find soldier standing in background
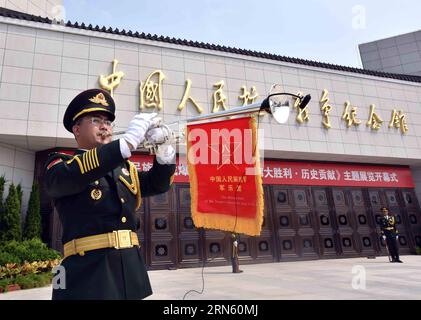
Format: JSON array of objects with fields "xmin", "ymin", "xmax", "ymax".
[{"xmin": 380, "ymin": 207, "xmax": 403, "ymax": 263}]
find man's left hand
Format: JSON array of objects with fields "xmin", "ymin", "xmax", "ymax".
[
  {"xmin": 145, "ymin": 126, "xmax": 169, "ymax": 145},
  {"xmin": 156, "ymin": 143, "xmax": 176, "ymax": 165}
]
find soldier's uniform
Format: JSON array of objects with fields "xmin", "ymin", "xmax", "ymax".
[
  {"xmin": 380, "ymin": 214, "xmax": 401, "ymax": 263},
  {"xmin": 44, "ymin": 89, "xmax": 175, "ymax": 299}
]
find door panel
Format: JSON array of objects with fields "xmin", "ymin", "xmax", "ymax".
[
  {"xmin": 147, "ymin": 191, "xmax": 177, "ymax": 269},
  {"xmin": 332, "ymin": 188, "xmax": 359, "ymax": 257},
  {"xmin": 400, "ymin": 189, "xmax": 421, "ymax": 251},
  {"xmin": 272, "ymin": 187, "xmax": 306, "ymax": 260},
  {"xmin": 312, "ymin": 187, "xmax": 337, "ymax": 258},
  {"xmin": 175, "ymin": 184, "xmax": 202, "ymax": 268},
  {"xmin": 246, "ymin": 185, "xmax": 277, "ymax": 263},
  {"xmin": 349, "ymin": 189, "xmax": 377, "ymax": 256},
  {"xmin": 384, "ymin": 189, "xmax": 412, "ymax": 255}
]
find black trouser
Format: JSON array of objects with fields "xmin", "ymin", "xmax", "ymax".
[{"xmin": 385, "ymin": 236, "xmax": 400, "ymax": 261}]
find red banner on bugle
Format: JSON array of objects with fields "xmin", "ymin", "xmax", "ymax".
[{"xmin": 186, "ymin": 117, "xmax": 264, "ymax": 236}]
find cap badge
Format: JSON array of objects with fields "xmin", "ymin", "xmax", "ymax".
[{"xmin": 89, "ymin": 92, "xmax": 109, "ymax": 107}]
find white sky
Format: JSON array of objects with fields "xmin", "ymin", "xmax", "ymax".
[{"xmin": 63, "ymin": 0, "xmax": 421, "ymax": 68}]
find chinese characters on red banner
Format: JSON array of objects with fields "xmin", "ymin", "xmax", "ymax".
[{"xmin": 128, "ymin": 155, "xmax": 414, "ymax": 188}]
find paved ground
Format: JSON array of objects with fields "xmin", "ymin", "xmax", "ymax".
[{"xmin": 1, "ymin": 255, "xmax": 420, "ymax": 300}]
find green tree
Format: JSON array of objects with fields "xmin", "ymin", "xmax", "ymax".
[
  {"xmin": 23, "ymin": 183, "xmax": 41, "ymax": 240},
  {"xmin": 0, "ymin": 175, "xmax": 6, "ymax": 240},
  {"xmin": 16, "ymin": 184, "xmax": 23, "ymax": 212},
  {"xmin": 0, "ymin": 184, "xmax": 22, "ymax": 242}
]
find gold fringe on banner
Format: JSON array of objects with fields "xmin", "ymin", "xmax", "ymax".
[{"xmin": 187, "ymin": 116, "xmax": 264, "ymax": 237}]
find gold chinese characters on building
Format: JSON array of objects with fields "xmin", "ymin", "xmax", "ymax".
[
  {"xmin": 98, "ymin": 60, "xmax": 409, "ymax": 135},
  {"xmin": 99, "ymin": 59, "xmax": 124, "ymax": 97}
]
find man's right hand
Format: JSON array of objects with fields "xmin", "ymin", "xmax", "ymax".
[
  {"xmin": 382, "ymin": 235, "xmax": 386, "ymax": 240},
  {"xmin": 123, "ymin": 113, "xmax": 161, "ymax": 150}
]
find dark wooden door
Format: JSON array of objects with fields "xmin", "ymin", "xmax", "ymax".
[
  {"xmin": 144, "ymin": 190, "xmax": 177, "ymax": 269},
  {"xmin": 332, "ymin": 188, "xmax": 365, "ymax": 257},
  {"xmin": 236, "ymin": 185, "xmax": 277, "ymax": 265},
  {"xmin": 400, "ymin": 188, "xmax": 421, "ymax": 252},
  {"xmin": 349, "ymin": 188, "xmax": 378, "ymax": 256},
  {"xmin": 382, "ymin": 189, "xmax": 412, "ymax": 255},
  {"xmin": 367, "ymin": 188, "xmax": 387, "ymax": 254},
  {"xmin": 270, "ymin": 186, "xmax": 319, "ymax": 260},
  {"xmin": 175, "ymin": 184, "xmax": 203, "ymax": 268},
  {"xmin": 311, "ymin": 187, "xmax": 338, "ymax": 258}
]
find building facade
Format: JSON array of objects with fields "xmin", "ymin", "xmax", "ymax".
[
  {"xmin": 0, "ymin": 5, "xmax": 421, "ymax": 269},
  {"xmin": 360, "ymin": 30, "xmax": 421, "ymax": 76}
]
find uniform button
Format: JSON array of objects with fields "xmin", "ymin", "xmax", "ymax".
[
  {"xmin": 121, "ymin": 216, "xmax": 127, "ymax": 223},
  {"xmin": 94, "ymin": 180, "xmax": 99, "ymax": 185},
  {"xmin": 120, "ymin": 198, "xmax": 125, "ymax": 203}
]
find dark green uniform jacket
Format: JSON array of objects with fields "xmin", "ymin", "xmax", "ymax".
[
  {"xmin": 380, "ymin": 215, "xmax": 401, "ymax": 261},
  {"xmin": 380, "ymin": 215, "xmax": 398, "ymax": 238},
  {"xmin": 44, "ymin": 140, "xmax": 175, "ymax": 300}
]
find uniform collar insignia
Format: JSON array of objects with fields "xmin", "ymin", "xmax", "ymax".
[
  {"xmin": 89, "ymin": 93, "xmax": 109, "ymax": 106},
  {"xmin": 122, "ymin": 168, "xmax": 130, "ymax": 176}
]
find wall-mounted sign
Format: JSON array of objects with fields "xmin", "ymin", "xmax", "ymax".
[
  {"xmin": 128, "ymin": 154, "xmax": 414, "ymax": 188},
  {"xmin": 98, "ymin": 60, "xmax": 409, "ymax": 134}
]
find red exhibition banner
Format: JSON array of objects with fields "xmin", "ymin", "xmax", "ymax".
[
  {"xmin": 127, "ymin": 157, "xmax": 414, "ymax": 188},
  {"xmin": 258, "ymin": 161, "xmax": 414, "ymax": 188},
  {"xmin": 58, "ymin": 149, "xmax": 415, "ymax": 188}
]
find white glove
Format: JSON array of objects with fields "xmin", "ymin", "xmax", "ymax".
[
  {"xmin": 145, "ymin": 126, "xmax": 170, "ymax": 145},
  {"xmin": 155, "ymin": 143, "xmax": 176, "ymax": 165},
  {"xmin": 382, "ymin": 235, "xmax": 386, "ymax": 240},
  {"xmin": 123, "ymin": 113, "xmax": 160, "ymax": 150}
]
